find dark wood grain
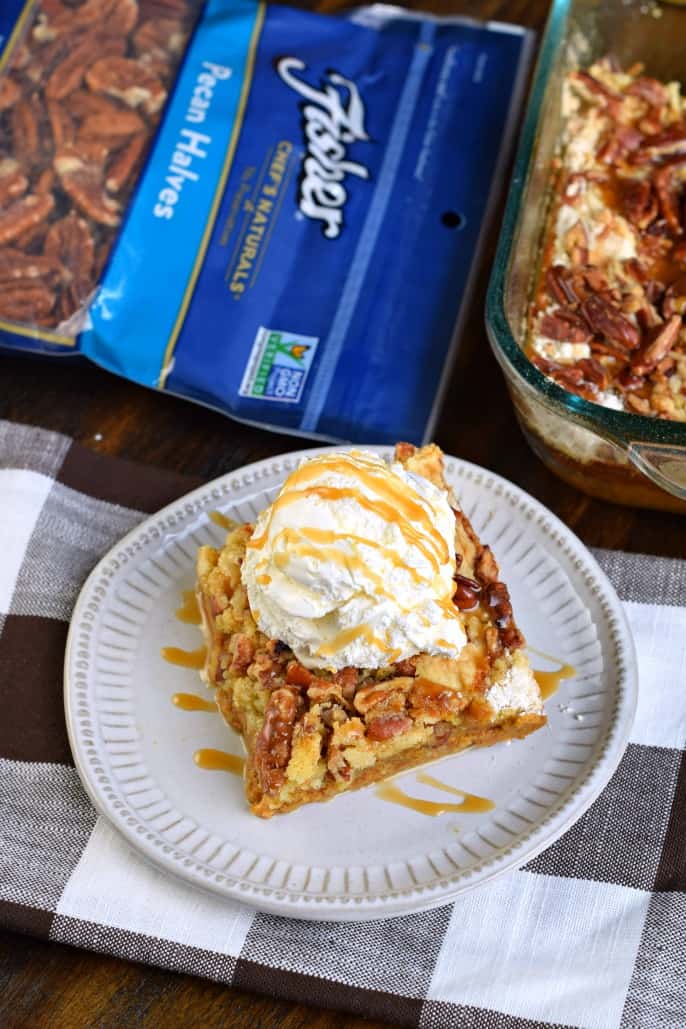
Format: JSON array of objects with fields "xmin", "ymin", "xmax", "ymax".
[{"xmin": 1, "ymin": 0, "xmax": 684, "ymax": 1026}]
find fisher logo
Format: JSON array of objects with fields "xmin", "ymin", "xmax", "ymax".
[
  {"xmin": 239, "ymin": 327, "xmax": 319, "ymax": 404},
  {"xmin": 275, "ymin": 56, "xmax": 370, "ymax": 240}
]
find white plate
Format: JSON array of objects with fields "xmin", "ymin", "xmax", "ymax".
[{"xmin": 65, "ymin": 448, "xmax": 637, "ymax": 921}]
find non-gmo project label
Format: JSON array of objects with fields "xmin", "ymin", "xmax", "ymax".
[{"xmin": 239, "ymin": 327, "xmax": 318, "ymax": 403}]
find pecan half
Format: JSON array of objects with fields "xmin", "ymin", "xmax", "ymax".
[
  {"xmin": 78, "ymin": 110, "xmax": 146, "ymax": 144},
  {"xmin": 580, "ymin": 294, "xmax": 641, "ymax": 349},
  {"xmin": 0, "ymin": 159, "xmax": 29, "ymax": 206},
  {"xmin": 0, "ymin": 248, "xmax": 63, "ymax": 287},
  {"xmin": 253, "ymin": 687, "xmax": 303, "ymax": 794},
  {"xmin": 546, "ymin": 265, "xmax": 579, "ymax": 305},
  {"xmin": 86, "ymin": 57, "xmax": 167, "ymax": 115},
  {"xmin": 10, "ymin": 99, "xmax": 41, "ymax": 167},
  {"xmin": 484, "ymin": 581, "xmax": 524, "ymax": 650},
  {"xmin": 540, "ymin": 307, "xmax": 593, "ymax": 343},
  {"xmin": 0, "ymin": 77, "xmax": 21, "ymax": 111},
  {"xmin": 55, "ymin": 147, "xmax": 120, "ymax": 226},
  {"xmin": 627, "ymin": 76, "xmax": 668, "ymax": 107},
  {"xmin": 622, "ymin": 179, "xmax": 658, "ymax": 230},
  {"xmin": 366, "ymin": 714, "xmax": 413, "ymax": 741},
  {"xmin": 0, "ymin": 194, "xmax": 55, "ymax": 247},
  {"xmin": 0, "ymin": 283, "xmax": 55, "ymax": 320},
  {"xmin": 653, "ymin": 159, "xmax": 686, "ymax": 236},
  {"xmin": 453, "ymin": 574, "xmax": 481, "ymax": 611},
  {"xmin": 631, "ymin": 315, "xmax": 682, "ymax": 374}
]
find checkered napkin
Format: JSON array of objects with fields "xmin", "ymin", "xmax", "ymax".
[{"xmin": 1, "ymin": 418, "xmax": 684, "ymax": 1029}]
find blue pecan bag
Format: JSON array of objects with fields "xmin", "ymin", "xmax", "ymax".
[{"xmin": 0, "ymin": 0, "xmax": 531, "ymax": 444}]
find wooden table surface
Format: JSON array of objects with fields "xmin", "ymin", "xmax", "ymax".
[{"xmin": 2, "ymin": 1, "xmax": 685, "ymax": 1026}]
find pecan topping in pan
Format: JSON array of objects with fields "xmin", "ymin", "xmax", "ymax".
[{"xmin": 528, "ymin": 58, "xmax": 686, "ymax": 421}]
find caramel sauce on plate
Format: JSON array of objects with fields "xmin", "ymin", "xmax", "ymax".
[
  {"xmin": 528, "ymin": 647, "xmax": 577, "ymax": 700},
  {"xmin": 161, "ymin": 645, "xmax": 206, "ymax": 670},
  {"xmin": 193, "ymin": 748, "xmax": 244, "ymax": 775},
  {"xmin": 172, "ymin": 692, "xmax": 216, "ymax": 713},
  {"xmin": 209, "ymin": 510, "xmax": 233, "ymax": 530},
  {"xmin": 175, "ymin": 589, "xmax": 201, "ymax": 625},
  {"xmin": 376, "ymin": 772, "xmax": 494, "ymax": 816}
]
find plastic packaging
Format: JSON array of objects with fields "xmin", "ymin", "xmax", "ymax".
[{"xmin": 1, "ymin": 0, "xmax": 532, "ymax": 444}]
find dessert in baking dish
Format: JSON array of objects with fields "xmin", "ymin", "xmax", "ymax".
[
  {"xmin": 529, "ymin": 57, "xmax": 686, "ymax": 420},
  {"xmin": 196, "ymin": 444, "xmax": 545, "ymax": 818}
]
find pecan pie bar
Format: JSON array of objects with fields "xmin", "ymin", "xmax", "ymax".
[
  {"xmin": 528, "ymin": 58, "xmax": 686, "ymax": 420},
  {"xmin": 196, "ymin": 444, "xmax": 545, "ymax": 818}
]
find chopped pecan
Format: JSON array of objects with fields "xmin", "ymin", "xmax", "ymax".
[
  {"xmin": 631, "ymin": 315, "xmax": 682, "ymax": 374},
  {"xmin": 0, "ymin": 194, "xmax": 55, "ymax": 247},
  {"xmin": 627, "ymin": 76, "xmax": 668, "ymax": 107},
  {"xmin": 626, "ymin": 393, "xmax": 651, "ymax": 415},
  {"xmin": 483, "ymin": 581, "xmax": 524, "ymax": 650},
  {"xmin": 653, "ymin": 159, "xmax": 686, "ymax": 235},
  {"xmin": 662, "ymin": 284, "xmax": 686, "ymax": 319},
  {"xmin": 571, "ymin": 70, "xmax": 622, "ymax": 109},
  {"xmin": 540, "ymin": 307, "xmax": 592, "ymax": 343},
  {"xmin": 545, "ymin": 265, "xmax": 579, "ymax": 305},
  {"xmin": 622, "ymin": 179, "xmax": 658, "ymax": 229},
  {"xmin": 409, "ymin": 678, "xmax": 464, "ymax": 722},
  {"xmin": 253, "ymin": 687, "xmax": 303, "ymax": 794},
  {"xmin": 580, "ymin": 294, "xmax": 641, "ymax": 349},
  {"xmin": 475, "ymin": 545, "xmax": 499, "ymax": 584},
  {"xmin": 641, "ymin": 129, "xmax": 686, "ymax": 162},
  {"xmin": 577, "ymin": 356, "xmax": 609, "ymax": 389},
  {"xmin": 332, "ymin": 666, "xmax": 359, "ymax": 703},
  {"xmin": 392, "ymin": 657, "xmax": 417, "ymax": 678},
  {"xmin": 86, "ymin": 57, "xmax": 167, "ymax": 115},
  {"xmin": 354, "ymin": 680, "xmax": 411, "ymax": 716},
  {"xmin": 453, "ymin": 574, "xmax": 481, "ymax": 611},
  {"xmin": 366, "ymin": 714, "xmax": 413, "ymax": 741},
  {"xmin": 285, "ymin": 661, "xmax": 312, "ymax": 688},
  {"xmin": 563, "ymin": 220, "xmax": 589, "ymax": 266},
  {"xmin": 229, "ymin": 633, "xmax": 255, "ymax": 675}
]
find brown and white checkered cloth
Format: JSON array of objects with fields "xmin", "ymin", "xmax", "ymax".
[{"xmin": 1, "ymin": 418, "xmax": 684, "ymax": 1029}]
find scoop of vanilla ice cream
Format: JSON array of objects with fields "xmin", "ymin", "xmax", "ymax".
[{"xmin": 241, "ymin": 451, "xmax": 466, "ymax": 670}]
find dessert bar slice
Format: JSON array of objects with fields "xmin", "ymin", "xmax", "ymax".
[{"xmin": 196, "ymin": 444, "xmax": 545, "ymax": 818}]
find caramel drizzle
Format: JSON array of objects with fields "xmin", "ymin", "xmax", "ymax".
[
  {"xmin": 528, "ymin": 647, "xmax": 577, "ymax": 700},
  {"xmin": 533, "ymin": 663, "xmax": 576, "ymax": 700},
  {"xmin": 273, "ymin": 532, "xmax": 398, "ymax": 604},
  {"xmin": 376, "ymin": 773, "xmax": 495, "ymax": 816},
  {"xmin": 193, "ymin": 748, "xmax": 244, "ymax": 775},
  {"xmin": 175, "ymin": 589, "xmax": 201, "ymax": 625},
  {"xmin": 161, "ymin": 645, "xmax": 207, "ymax": 670},
  {"xmin": 250, "ymin": 485, "xmax": 443, "ymax": 573},
  {"xmin": 269, "ymin": 526, "xmax": 426, "ymax": 587},
  {"xmin": 209, "ymin": 510, "xmax": 233, "ymax": 530},
  {"xmin": 172, "ymin": 692, "xmax": 216, "ymax": 712},
  {"xmin": 248, "ymin": 452, "xmax": 448, "ymax": 570},
  {"xmin": 317, "ymin": 624, "xmax": 391, "ymax": 659}
]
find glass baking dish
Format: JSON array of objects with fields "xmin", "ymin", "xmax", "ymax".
[{"xmin": 486, "ymin": 0, "xmax": 686, "ymax": 513}]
